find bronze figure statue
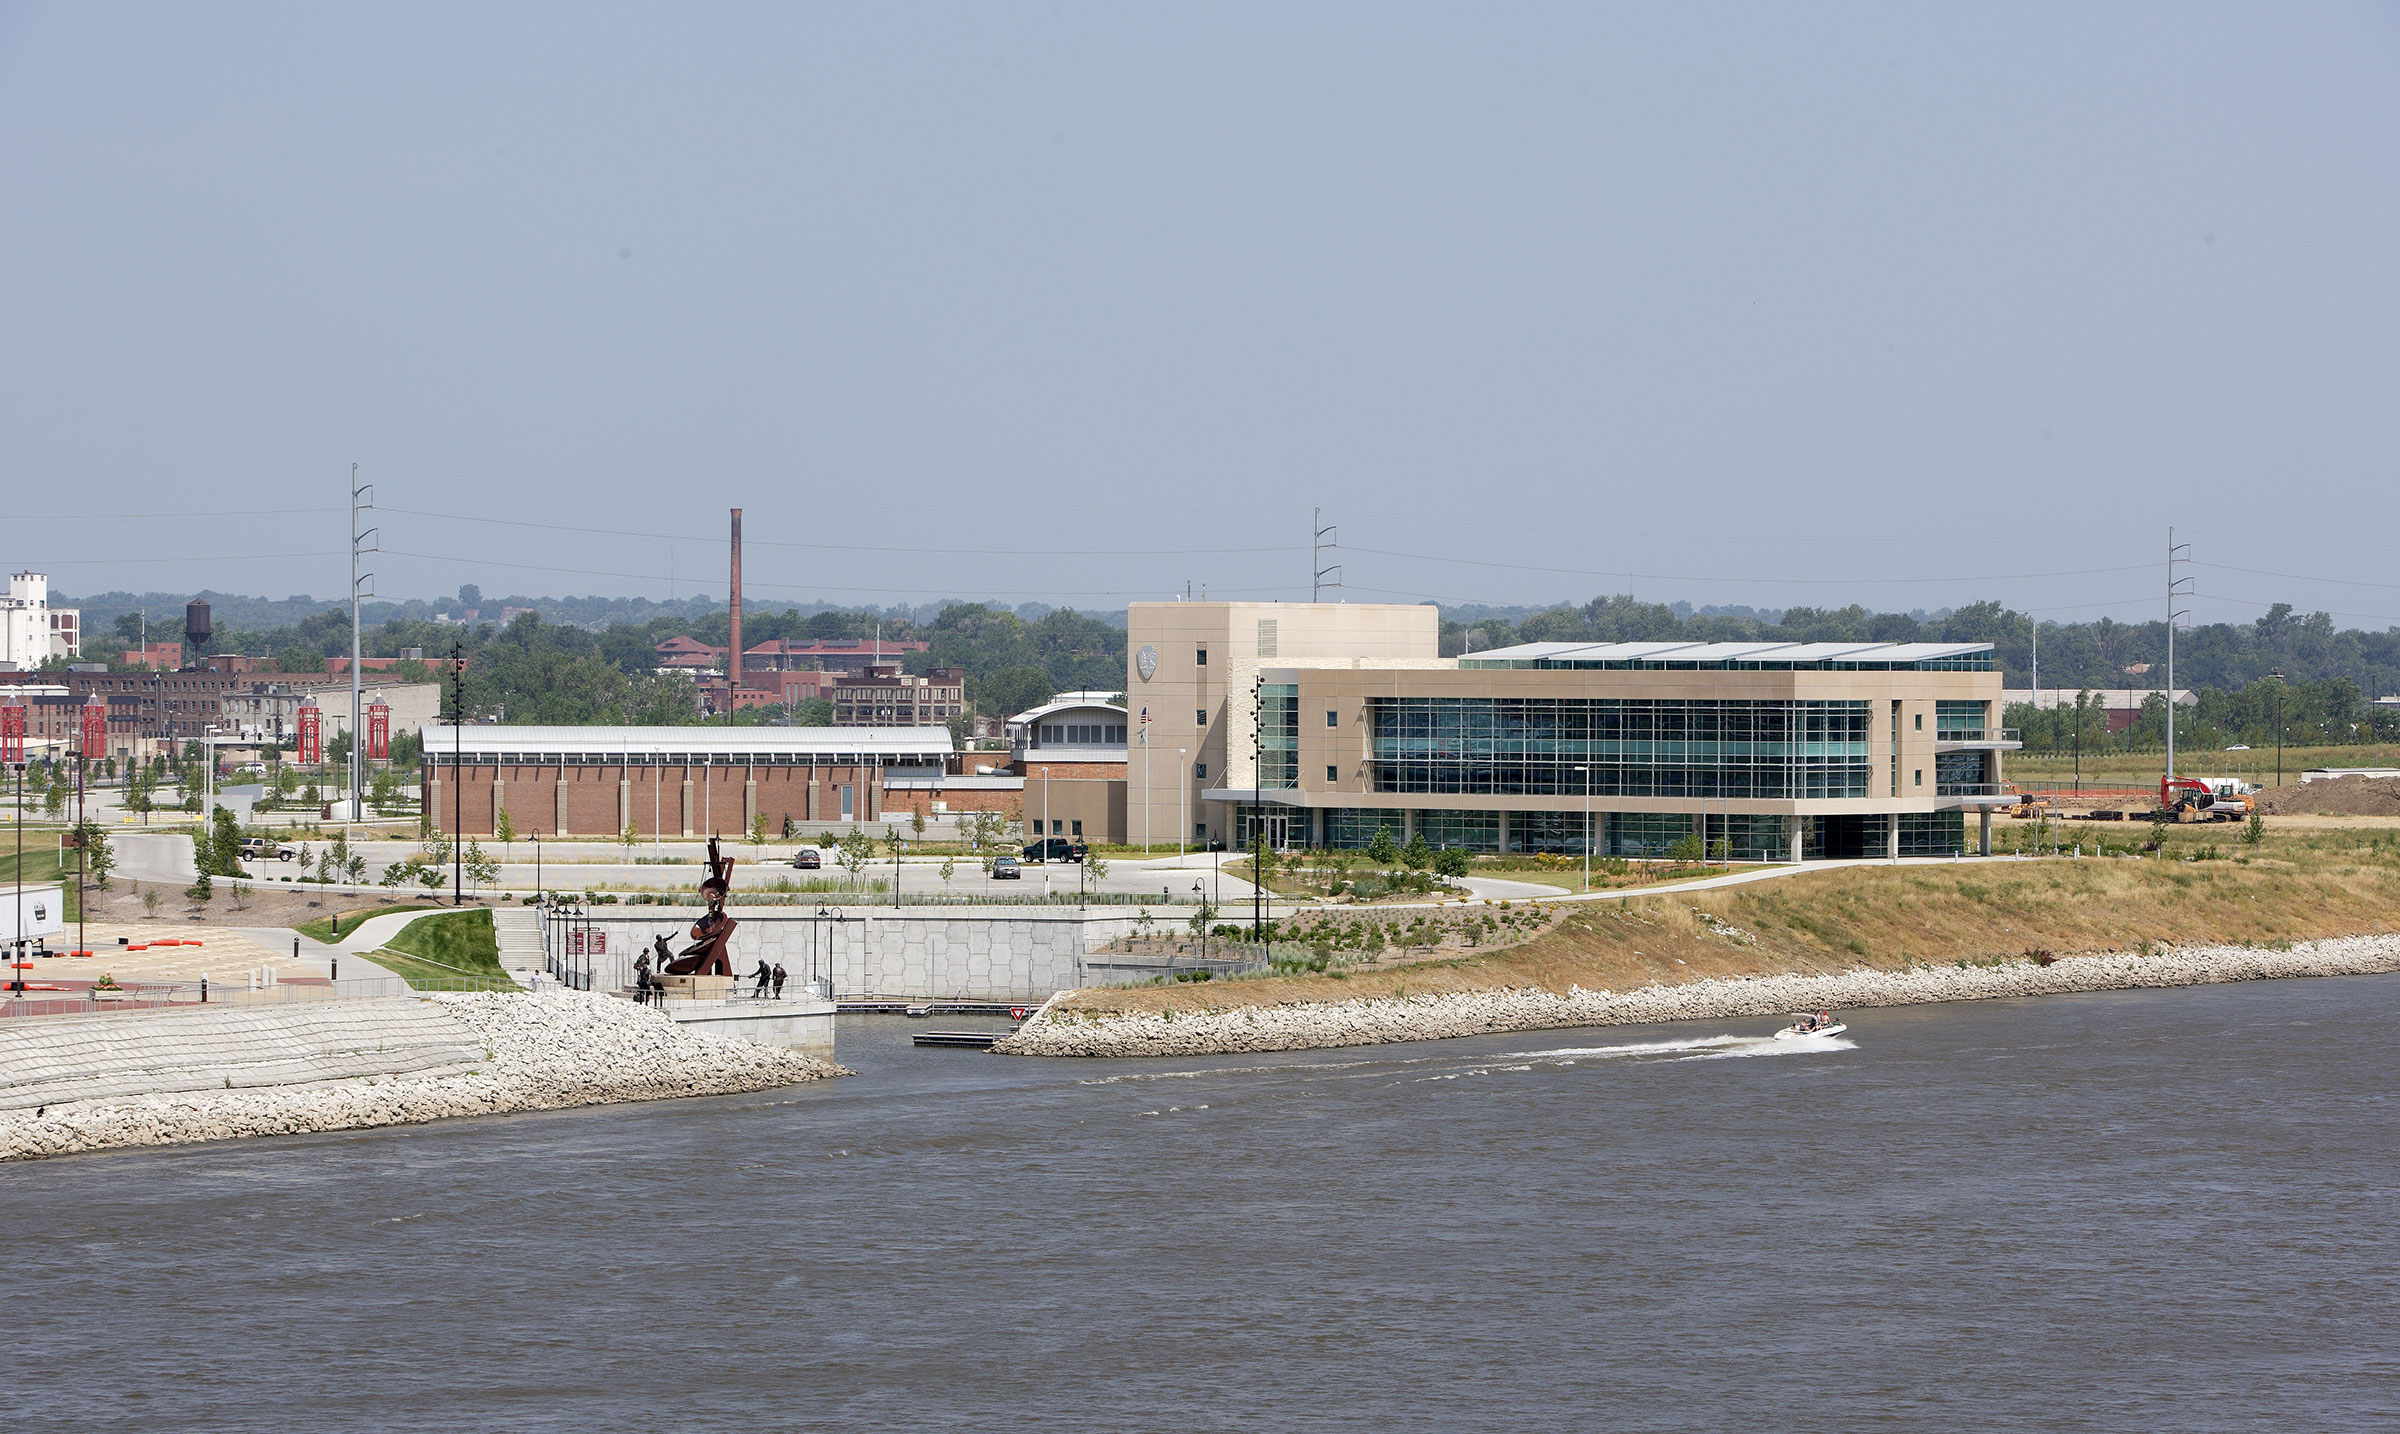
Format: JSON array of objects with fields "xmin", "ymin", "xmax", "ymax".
[{"xmin": 662, "ymin": 836, "xmax": 740, "ymax": 977}]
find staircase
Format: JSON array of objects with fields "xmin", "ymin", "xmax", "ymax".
[{"xmin": 491, "ymin": 907, "xmax": 545, "ymax": 977}]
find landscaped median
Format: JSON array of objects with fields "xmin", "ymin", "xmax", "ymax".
[
  {"xmin": 0, "ymin": 989, "xmax": 847, "ymax": 1162},
  {"xmin": 997, "ymin": 846, "xmax": 2400, "ymax": 1057}
]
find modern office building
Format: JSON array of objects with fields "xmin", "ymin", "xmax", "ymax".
[{"xmin": 1125, "ymin": 602, "xmax": 2016, "ymax": 860}]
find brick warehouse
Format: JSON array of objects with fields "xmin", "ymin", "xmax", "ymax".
[{"xmin": 419, "ymin": 726, "xmax": 955, "ymax": 837}]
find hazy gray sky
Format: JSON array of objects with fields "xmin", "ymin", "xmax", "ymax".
[{"xmin": 6, "ymin": 4, "xmax": 2397, "ymax": 625}]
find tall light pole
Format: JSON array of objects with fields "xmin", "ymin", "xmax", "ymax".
[
  {"xmin": 1177, "ymin": 748, "xmax": 1187, "ymax": 873},
  {"xmin": 2271, "ymin": 670, "xmax": 2285, "ymax": 787},
  {"xmin": 2167, "ymin": 528, "xmax": 2192, "ymax": 779},
  {"xmin": 1576, "ymin": 765, "xmax": 1591, "ymax": 893},
  {"xmin": 9, "ymin": 758, "xmax": 22, "ymax": 996},
  {"xmin": 349, "ymin": 467, "xmax": 376, "ymax": 825},
  {"xmin": 449, "ymin": 638, "xmax": 465, "ymax": 907}
]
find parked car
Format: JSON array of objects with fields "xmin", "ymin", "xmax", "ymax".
[
  {"xmin": 790, "ymin": 849, "xmax": 823, "ymax": 870},
  {"xmin": 1021, "ymin": 837, "xmax": 1088, "ymax": 864},
  {"xmin": 991, "ymin": 855, "xmax": 1023, "ymax": 879},
  {"xmin": 239, "ymin": 837, "xmax": 298, "ymax": 862}
]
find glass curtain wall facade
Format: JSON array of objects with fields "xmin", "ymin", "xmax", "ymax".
[
  {"xmin": 1935, "ymin": 700, "xmax": 1990, "ymax": 739},
  {"xmin": 1371, "ymin": 697, "xmax": 1870, "ymax": 799},
  {"xmin": 1258, "ymin": 683, "xmax": 1298, "ymax": 790}
]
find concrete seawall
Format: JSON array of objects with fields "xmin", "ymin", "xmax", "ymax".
[
  {"xmin": 0, "ymin": 991, "xmax": 845, "ymax": 1162},
  {"xmin": 559, "ymin": 905, "xmax": 1155, "ymax": 1000},
  {"xmin": 995, "ymin": 935, "xmax": 2400, "ymax": 1058}
]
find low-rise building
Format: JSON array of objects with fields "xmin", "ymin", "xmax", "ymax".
[
  {"xmin": 1008, "ymin": 692, "xmax": 1128, "ymax": 778},
  {"xmin": 419, "ymin": 725, "xmax": 955, "ymax": 835},
  {"xmin": 829, "ymin": 663, "xmax": 965, "ymax": 727}
]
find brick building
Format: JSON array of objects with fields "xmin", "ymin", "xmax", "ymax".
[
  {"xmin": 829, "ymin": 663, "xmax": 964, "ymax": 726},
  {"xmin": 419, "ymin": 725, "xmax": 956, "ymax": 837},
  {"xmin": 743, "ymin": 637, "xmax": 929, "ymax": 675}
]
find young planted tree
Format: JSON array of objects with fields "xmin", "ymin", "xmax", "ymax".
[
  {"xmin": 1401, "ymin": 830, "xmax": 1433, "ymax": 871},
  {"xmin": 75, "ymin": 821, "xmax": 114, "ymax": 889},
  {"xmin": 464, "ymin": 838, "xmax": 500, "ymax": 893},
  {"xmin": 747, "ymin": 811, "xmax": 770, "ymax": 846},
  {"xmin": 620, "ymin": 818, "xmax": 639, "ymax": 854},
  {"xmin": 1365, "ymin": 826, "xmax": 1401, "ymax": 866},
  {"xmin": 836, "ymin": 826, "xmax": 876, "ymax": 889},
  {"xmin": 496, "ymin": 808, "xmax": 518, "ymax": 858}
]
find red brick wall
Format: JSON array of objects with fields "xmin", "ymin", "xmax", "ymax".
[{"xmin": 428, "ymin": 762, "xmax": 891, "ymax": 836}]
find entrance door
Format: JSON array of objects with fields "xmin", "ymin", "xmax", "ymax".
[{"xmin": 839, "ymin": 784, "xmax": 855, "ymax": 821}]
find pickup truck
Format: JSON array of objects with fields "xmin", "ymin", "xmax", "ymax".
[{"xmin": 239, "ymin": 837, "xmax": 300, "ymax": 862}]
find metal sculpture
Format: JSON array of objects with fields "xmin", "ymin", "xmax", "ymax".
[{"xmin": 662, "ymin": 836, "xmax": 739, "ymax": 976}]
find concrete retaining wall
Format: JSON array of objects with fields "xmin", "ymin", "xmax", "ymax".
[{"xmin": 559, "ymin": 906, "xmax": 1154, "ymax": 1000}]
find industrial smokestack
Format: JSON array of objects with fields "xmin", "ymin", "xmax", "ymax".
[{"xmin": 728, "ymin": 507, "xmax": 744, "ymax": 702}]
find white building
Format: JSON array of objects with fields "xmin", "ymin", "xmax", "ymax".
[{"xmin": 0, "ymin": 572, "xmax": 78, "ymax": 669}]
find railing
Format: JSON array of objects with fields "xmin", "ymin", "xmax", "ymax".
[
  {"xmin": 1936, "ymin": 782, "xmax": 2015, "ymax": 799},
  {"xmin": 0, "ymin": 974, "xmax": 422, "ymax": 1020},
  {"xmin": 1935, "ymin": 728, "xmax": 2021, "ymax": 745}
]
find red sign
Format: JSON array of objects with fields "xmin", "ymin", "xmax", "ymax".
[
  {"xmin": 566, "ymin": 929, "xmax": 609, "ymax": 956},
  {"xmin": 366, "ymin": 698, "xmax": 390, "ymax": 760},
  {"xmin": 297, "ymin": 701, "xmax": 323, "ymax": 764},
  {"xmin": 80, "ymin": 696, "xmax": 108, "ymax": 761},
  {"xmin": 0, "ymin": 700, "xmax": 22, "ymax": 765}
]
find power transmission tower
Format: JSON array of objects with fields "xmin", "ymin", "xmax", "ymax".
[{"xmin": 1312, "ymin": 509, "xmax": 1341, "ymax": 602}]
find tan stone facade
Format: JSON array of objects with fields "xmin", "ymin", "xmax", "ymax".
[{"xmin": 1123, "ymin": 602, "xmax": 2010, "ymax": 859}]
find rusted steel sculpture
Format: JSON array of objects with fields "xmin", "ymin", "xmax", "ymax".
[{"xmin": 663, "ymin": 836, "xmax": 740, "ymax": 977}]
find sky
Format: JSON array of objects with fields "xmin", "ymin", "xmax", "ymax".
[{"xmin": 5, "ymin": 3, "xmax": 2398, "ymax": 628}]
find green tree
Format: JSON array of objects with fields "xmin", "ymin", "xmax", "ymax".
[
  {"xmin": 835, "ymin": 827, "xmax": 876, "ymax": 889},
  {"xmin": 463, "ymin": 838, "xmax": 500, "ymax": 892},
  {"xmin": 620, "ymin": 817, "xmax": 639, "ymax": 853},
  {"xmin": 208, "ymin": 807, "xmax": 243, "ymax": 877},
  {"xmin": 75, "ymin": 821, "xmax": 113, "ymax": 889},
  {"xmin": 747, "ymin": 811, "xmax": 769, "ymax": 846},
  {"xmin": 1401, "ymin": 830, "xmax": 1433, "ymax": 870},
  {"xmin": 1668, "ymin": 832, "xmax": 1704, "ymax": 866},
  {"xmin": 1365, "ymin": 827, "xmax": 1401, "ymax": 865},
  {"xmin": 939, "ymin": 854, "xmax": 956, "ymax": 890},
  {"xmin": 1433, "ymin": 847, "xmax": 1470, "ymax": 878},
  {"xmin": 495, "ymin": 807, "xmax": 517, "ymax": 857}
]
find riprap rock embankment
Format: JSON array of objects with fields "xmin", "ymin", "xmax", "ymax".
[
  {"xmin": 0, "ymin": 990, "xmax": 844, "ymax": 1162},
  {"xmin": 996, "ymin": 935, "xmax": 2400, "ymax": 1058}
]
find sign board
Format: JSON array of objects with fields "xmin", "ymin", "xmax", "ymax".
[
  {"xmin": 6, "ymin": 884, "xmax": 64, "ymax": 942},
  {"xmin": 366, "ymin": 699, "xmax": 390, "ymax": 760},
  {"xmin": 0, "ymin": 699, "xmax": 22, "ymax": 765}
]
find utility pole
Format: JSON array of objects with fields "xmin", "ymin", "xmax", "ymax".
[
  {"xmin": 1312, "ymin": 509, "xmax": 1341, "ymax": 602},
  {"xmin": 2167, "ymin": 529, "xmax": 2192, "ymax": 780},
  {"xmin": 350, "ymin": 466, "xmax": 376, "ymax": 826},
  {"xmin": 2271, "ymin": 670, "xmax": 2285, "ymax": 786}
]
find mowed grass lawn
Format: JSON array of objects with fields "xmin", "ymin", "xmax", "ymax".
[{"xmin": 370, "ymin": 908, "xmax": 517, "ymax": 990}]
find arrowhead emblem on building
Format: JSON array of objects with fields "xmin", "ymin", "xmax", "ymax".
[{"xmin": 1136, "ymin": 645, "xmax": 1158, "ymax": 682}]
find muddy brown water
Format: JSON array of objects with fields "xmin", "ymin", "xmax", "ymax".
[{"xmin": 5, "ymin": 977, "xmax": 2397, "ymax": 1431}]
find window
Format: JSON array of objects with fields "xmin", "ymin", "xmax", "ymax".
[
  {"xmin": 1196, "ymin": 647, "xmax": 1207, "ymax": 667},
  {"xmin": 1326, "ymin": 765, "xmax": 1339, "ymax": 783},
  {"xmin": 1194, "ymin": 761, "xmax": 1208, "ymax": 780},
  {"xmin": 1914, "ymin": 712, "xmax": 1922, "ymax": 730},
  {"xmin": 1366, "ymin": 696, "xmax": 1871, "ymax": 800},
  {"xmin": 1914, "ymin": 769, "xmax": 1923, "ymax": 786},
  {"xmin": 1326, "ymin": 710, "xmax": 1339, "ymax": 727},
  {"xmin": 1071, "ymin": 820, "xmax": 1083, "ymax": 837},
  {"xmin": 1196, "ymin": 709, "xmax": 1208, "ymax": 726}
]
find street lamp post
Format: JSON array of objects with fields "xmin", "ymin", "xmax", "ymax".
[
  {"xmin": 1576, "ymin": 765, "xmax": 1591, "ymax": 893},
  {"xmin": 449, "ymin": 639, "xmax": 465, "ymax": 907},
  {"xmin": 9, "ymin": 759, "xmax": 22, "ymax": 996},
  {"xmin": 532, "ymin": 834, "xmax": 542, "ymax": 903}
]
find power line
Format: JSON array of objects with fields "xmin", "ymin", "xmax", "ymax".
[
  {"xmin": 375, "ymin": 546, "xmax": 1288, "ymax": 601},
  {"xmin": 379, "ymin": 505, "xmax": 1302, "ymax": 558},
  {"xmin": 1344, "ymin": 544, "xmax": 2153, "ymax": 587}
]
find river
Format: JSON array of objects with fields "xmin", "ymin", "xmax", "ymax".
[{"xmin": 6, "ymin": 976, "xmax": 2397, "ymax": 1431}]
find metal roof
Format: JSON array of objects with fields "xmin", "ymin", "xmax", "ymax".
[
  {"xmin": 415, "ymin": 725, "xmax": 954, "ymax": 760},
  {"xmin": 1007, "ymin": 696, "xmax": 1127, "ymax": 726},
  {"xmin": 1463, "ymin": 640, "xmax": 1992, "ymax": 666}
]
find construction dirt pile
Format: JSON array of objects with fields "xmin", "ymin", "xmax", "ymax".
[{"xmin": 2257, "ymin": 776, "xmax": 2400, "ymax": 817}]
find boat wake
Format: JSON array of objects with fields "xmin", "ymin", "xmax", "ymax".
[{"xmin": 1511, "ymin": 1032, "xmax": 1857, "ymax": 1063}]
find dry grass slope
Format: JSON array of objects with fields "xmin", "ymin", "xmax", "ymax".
[{"xmin": 1056, "ymin": 854, "xmax": 2400, "ymax": 1017}]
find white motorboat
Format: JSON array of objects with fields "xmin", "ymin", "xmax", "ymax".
[{"xmin": 1774, "ymin": 1012, "xmax": 1847, "ymax": 1039}]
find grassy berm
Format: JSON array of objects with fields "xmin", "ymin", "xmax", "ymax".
[
  {"xmin": 370, "ymin": 909, "xmax": 517, "ymax": 990},
  {"xmin": 1059, "ymin": 829, "xmax": 2400, "ymax": 1018}
]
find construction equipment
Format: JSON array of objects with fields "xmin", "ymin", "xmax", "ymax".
[{"xmin": 2155, "ymin": 775, "xmax": 2255, "ymax": 823}]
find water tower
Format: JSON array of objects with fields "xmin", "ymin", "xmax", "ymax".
[{"xmin": 183, "ymin": 599, "xmax": 211, "ymax": 670}]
